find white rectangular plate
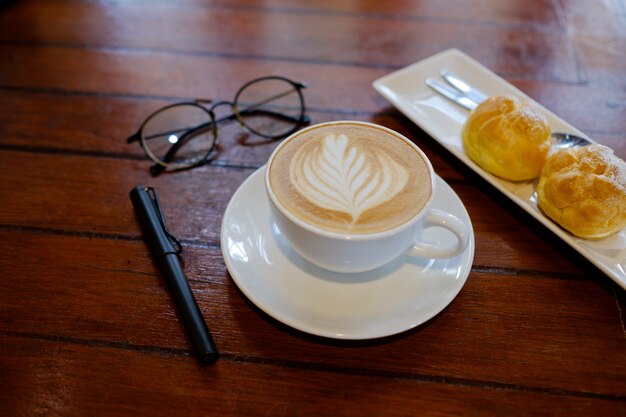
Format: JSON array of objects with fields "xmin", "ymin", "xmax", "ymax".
[{"xmin": 373, "ymin": 48, "xmax": 626, "ymax": 289}]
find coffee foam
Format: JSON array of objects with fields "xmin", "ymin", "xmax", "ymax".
[{"xmin": 269, "ymin": 123, "xmax": 432, "ymax": 234}]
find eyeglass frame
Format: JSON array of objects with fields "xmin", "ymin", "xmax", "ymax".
[{"xmin": 127, "ymin": 75, "xmax": 310, "ymax": 176}]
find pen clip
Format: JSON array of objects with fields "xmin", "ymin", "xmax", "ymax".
[{"xmin": 145, "ymin": 187, "xmax": 183, "ymax": 255}]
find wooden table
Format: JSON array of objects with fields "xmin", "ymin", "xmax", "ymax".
[{"xmin": 1, "ymin": 1, "xmax": 625, "ymax": 415}]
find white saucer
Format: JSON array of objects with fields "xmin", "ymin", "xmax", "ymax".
[{"xmin": 221, "ymin": 166, "xmax": 475, "ymax": 340}]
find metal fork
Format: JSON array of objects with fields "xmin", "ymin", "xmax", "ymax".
[{"xmin": 426, "ymin": 70, "xmax": 592, "ymax": 149}]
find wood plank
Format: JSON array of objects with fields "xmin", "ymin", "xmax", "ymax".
[
  {"xmin": 0, "ymin": 0, "xmax": 579, "ymax": 82},
  {"xmin": 241, "ymin": 0, "xmax": 563, "ymax": 28},
  {"xmin": 31, "ymin": 0, "xmax": 564, "ymax": 28},
  {"xmin": 0, "ymin": 90, "xmax": 465, "ymax": 176},
  {"xmin": 569, "ymin": 36, "xmax": 626, "ymax": 88},
  {"xmin": 558, "ymin": 0, "xmax": 626, "ymax": 37},
  {"xmin": 559, "ymin": 0, "xmax": 626, "ymax": 83},
  {"xmin": 1, "ymin": 90, "xmax": 624, "ymax": 163},
  {"xmin": 1, "ymin": 231, "xmax": 624, "ymax": 395},
  {"xmin": 556, "ymin": 0, "xmax": 626, "ymax": 89},
  {"xmin": 0, "ymin": 45, "xmax": 623, "ymax": 142},
  {"xmin": 2, "ymin": 336, "xmax": 625, "ymax": 417},
  {"xmin": 502, "ymin": 79, "xmax": 626, "ymax": 141},
  {"xmin": 0, "ymin": 44, "xmax": 390, "ymax": 112},
  {"xmin": 1, "ymin": 1, "xmax": 623, "ymax": 414},
  {"xmin": 0, "ymin": 150, "xmax": 250, "ymax": 241},
  {"xmin": 0, "ymin": 150, "xmax": 597, "ymax": 273}
]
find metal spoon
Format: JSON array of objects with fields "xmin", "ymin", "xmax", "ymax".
[{"xmin": 426, "ymin": 70, "xmax": 593, "ymax": 149}]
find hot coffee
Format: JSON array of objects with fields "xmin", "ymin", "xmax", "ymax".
[{"xmin": 268, "ymin": 122, "xmax": 432, "ymax": 234}]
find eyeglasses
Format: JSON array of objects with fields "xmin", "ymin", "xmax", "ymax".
[{"xmin": 127, "ymin": 76, "xmax": 310, "ymax": 175}]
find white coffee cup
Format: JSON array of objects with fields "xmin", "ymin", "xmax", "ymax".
[{"xmin": 265, "ymin": 121, "xmax": 469, "ymax": 273}]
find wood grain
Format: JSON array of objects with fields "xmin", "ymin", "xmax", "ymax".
[
  {"xmin": 0, "ymin": 150, "xmax": 598, "ymax": 274},
  {"xmin": 1, "ymin": 230, "xmax": 624, "ymax": 395},
  {"xmin": 0, "ymin": 45, "xmax": 623, "ymax": 156},
  {"xmin": 1, "ymin": 0, "xmax": 625, "ymax": 415},
  {"xmin": 0, "ymin": 90, "xmax": 465, "ymax": 174},
  {"xmin": 0, "ymin": 89, "xmax": 624, "ymax": 164},
  {"xmin": 0, "ymin": 0, "xmax": 579, "ymax": 81},
  {"xmin": 3, "ymin": 336, "xmax": 625, "ymax": 417}
]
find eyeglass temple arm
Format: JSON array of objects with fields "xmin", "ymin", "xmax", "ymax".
[{"xmin": 127, "ymin": 131, "xmax": 141, "ymax": 143}]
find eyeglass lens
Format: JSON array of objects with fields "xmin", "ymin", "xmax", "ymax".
[
  {"xmin": 141, "ymin": 104, "xmax": 215, "ymax": 168},
  {"xmin": 140, "ymin": 77, "xmax": 305, "ymax": 171},
  {"xmin": 235, "ymin": 78, "xmax": 304, "ymax": 139}
]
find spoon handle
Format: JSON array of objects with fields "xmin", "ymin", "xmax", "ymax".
[
  {"xmin": 425, "ymin": 72, "xmax": 593, "ymax": 149},
  {"xmin": 440, "ymin": 69, "xmax": 488, "ymax": 105},
  {"xmin": 425, "ymin": 77, "xmax": 477, "ymax": 111}
]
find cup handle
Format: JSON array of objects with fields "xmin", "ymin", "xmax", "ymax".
[{"xmin": 406, "ymin": 209, "xmax": 470, "ymax": 259}]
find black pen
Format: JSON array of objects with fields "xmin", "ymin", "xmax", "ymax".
[{"xmin": 130, "ymin": 186, "xmax": 218, "ymax": 364}]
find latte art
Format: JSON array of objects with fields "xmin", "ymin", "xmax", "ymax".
[
  {"xmin": 268, "ymin": 122, "xmax": 432, "ymax": 234},
  {"xmin": 290, "ymin": 133, "xmax": 409, "ymax": 224}
]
